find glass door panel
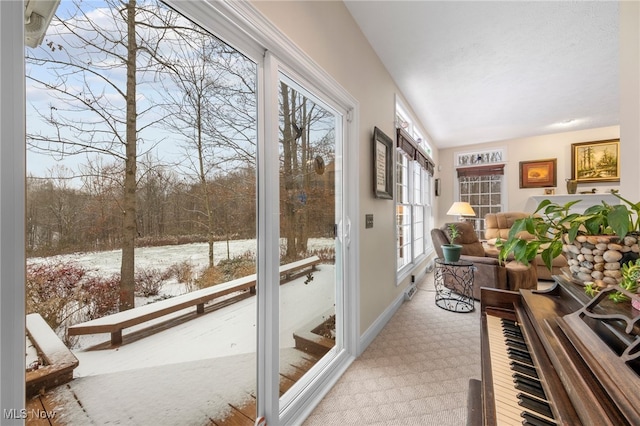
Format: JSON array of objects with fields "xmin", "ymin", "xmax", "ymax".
[
  {"xmin": 25, "ymin": 1, "xmax": 258, "ymax": 423},
  {"xmin": 277, "ymin": 76, "xmax": 342, "ymax": 404}
]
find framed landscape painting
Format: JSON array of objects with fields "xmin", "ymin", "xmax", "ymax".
[
  {"xmin": 571, "ymin": 139, "xmax": 620, "ymax": 183},
  {"xmin": 519, "ymin": 158, "xmax": 557, "ymax": 188}
]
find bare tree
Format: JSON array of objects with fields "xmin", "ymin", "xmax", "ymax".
[
  {"xmin": 160, "ymin": 27, "xmax": 257, "ymax": 267},
  {"xmin": 279, "ymin": 83, "xmax": 334, "ymax": 260},
  {"xmin": 26, "ymin": 0, "xmax": 181, "ymax": 310}
]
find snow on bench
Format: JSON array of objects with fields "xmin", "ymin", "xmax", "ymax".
[
  {"xmin": 279, "ymin": 255, "xmax": 321, "ymax": 283},
  {"xmin": 26, "ymin": 313, "xmax": 79, "ymax": 396},
  {"xmin": 67, "ymin": 255, "xmax": 320, "ymax": 346}
]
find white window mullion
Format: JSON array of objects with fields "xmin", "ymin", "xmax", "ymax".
[
  {"xmin": 1, "ymin": 0, "xmax": 27, "ymax": 410},
  {"xmin": 255, "ymin": 51, "xmax": 281, "ymax": 423}
]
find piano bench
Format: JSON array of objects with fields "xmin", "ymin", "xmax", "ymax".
[{"xmin": 466, "ymin": 378, "xmax": 482, "ymax": 426}]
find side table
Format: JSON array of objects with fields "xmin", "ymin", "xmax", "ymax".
[{"xmin": 434, "ymin": 258, "xmax": 475, "ymax": 312}]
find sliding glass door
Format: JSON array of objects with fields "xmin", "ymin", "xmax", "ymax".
[
  {"xmin": 277, "ymin": 74, "xmax": 344, "ymax": 411},
  {"xmin": 17, "ymin": 1, "xmax": 354, "ymax": 424}
]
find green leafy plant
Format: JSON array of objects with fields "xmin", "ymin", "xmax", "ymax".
[
  {"xmin": 610, "ymin": 190, "xmax": 640, "ymax": 235},
  {"xmin": 447, "ymin": 223, "xmax": 461, "ymax": 243},
  {"xmin": 499, "ymin": 197, "xmax": 634, "ymax": 271}
]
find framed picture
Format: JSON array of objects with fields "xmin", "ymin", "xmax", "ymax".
[
  {"xmin": 519, "ymin": 158, "xmax": 557, "ymax": 188},
  {"xmin": 373, "ymin": 127, "xmax": 393, "ymax": 199},
  {"xmin": 571, "ymin": 139, "xmax": 620, "ymax": 183}
]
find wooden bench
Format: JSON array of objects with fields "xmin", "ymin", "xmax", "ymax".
[
  {"xmin": 26, "ymin": 313, "xmax": 79, "ymax": 397},
  {"xmin": 67, "ymin": 255, "xmax": 320, "ymax": 346},
  {"xmin": 279, "ymin": 255, "xmax": 321, "ymax": 283}
]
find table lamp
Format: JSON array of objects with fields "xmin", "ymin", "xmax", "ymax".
[{"xmin": 447, "ymin": 201, "xmax": 476, "ymax": 221}]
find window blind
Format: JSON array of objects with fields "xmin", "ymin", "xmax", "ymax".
[{"xmin": 396, "ymin": 128, "xmax": 435, "ymax": 176}]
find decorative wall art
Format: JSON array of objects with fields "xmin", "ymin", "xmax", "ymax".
[
  {"xmin": 373, "ymin": 127, "xmax": 393, "ymax": 199},
  {"xmin": 571, "ymin": 139, "xmax": 620, "ymax": 183},
  {"xmin": 519, "ymin": 158, "xmax": 557, "ymax": 188}
]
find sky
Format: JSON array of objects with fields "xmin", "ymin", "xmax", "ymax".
[{"xmin": 25, "ymin": 0, "xmax": 259, "ymax": 182}]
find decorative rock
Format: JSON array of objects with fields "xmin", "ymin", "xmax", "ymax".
[
  {"xmin": 591, "ymin": 271, "xmax": 604, "ymax": 280},
  {"xmin": 608, "ymin": 243, "xmax": 623, "ymax": 251},
  {"xmin": 566, "ymin": 245, "xmax": 581, "ymax": 255},
  {"xmin": 624, "ymin": 236, "xmax": 637, "ymax": 246},
  {"xmin": 577, "ymin": 254, "xmax": 585, "ymax": 262},
  {"xmin": 576, "ymin": 235, "xmax": 588, "ymax": 243},
  {"xmin": 595, "ymin": 243, "xmax": 609, "ymax": 251},
  {"xmin": 604, "ymin": 270, "xmax": 621, "ymax": 279},
  {"xmin": 577, "ymin": 272, "xmax": 592, "ymax": 281},
  {"xmin": 600, "ymin": 236, "xmax": 619, "ymax": 244},
  {"xmin": 593, "ymin": 279, "xmax": 607, "ymax": 288},
  {"xmin": 603, "ymin": 276, "xmax": 618, "ymax": 285},
  {"xmin": 584, "ymin": 254, "xmax": 594, "ymax": 262},
  {"xmin": 603, "ymin": 250, "xmax": 623, "ymax": 263},
  {"xmin": 593, "ymin": 263, "xmax": 604, "ymax": 271},
  {"xmin": 622, "ymin": 245, "xmax": 631, "ymax": 252},
  {"xmin": 604, "ymin": 262, "xmax": 621, "ymax": 270},
  {"xmin": 633, "ymin": 244, "xmax": 640, "ymax": 253},
  {"xmin": 586, "ymin": 236, "xmax": 600, "ymax": 245},
  {"xmin": 580, "ymin": 247, "xmax": 593, "ymax": 255},
  {"xmin": 570, "ymin": 265, "xmax": 581, "ymax": 273},
  {"xmin": 581, "ymin": 261, "xmax": 594, "ymax": 269}
]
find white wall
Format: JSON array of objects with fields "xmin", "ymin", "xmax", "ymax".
[
  {"xmin": 437, "ymin": 125, "xmax": 620, "ymax": 223},
  {"xmin": 620, "ymin": 1, "xmax": 640, "ymax": 201}
]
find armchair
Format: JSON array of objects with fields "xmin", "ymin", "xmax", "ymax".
[
  {"xmin": 484, "ymin": 212, "xmax": 568, "ymax": 281},
  {"xmin": 431, "ymin": 221, "xmax": 537, "ymax": 299}
]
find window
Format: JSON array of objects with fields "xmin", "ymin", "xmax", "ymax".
[
  {"xmin": 457, "ymin": 165, "xmax": 505, "ymax": 238},
  {"xmin": 395, "ymin": 102, "xmax": 434, "ymax": 276}
]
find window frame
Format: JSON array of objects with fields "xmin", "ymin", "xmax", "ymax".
[
  {"xmin": 456, "ymin": 170, "xmax": 506, "ymax": 239},
  {"xmin": 394, "ymin": 99, "xmax": 433, "ymax": 282}
]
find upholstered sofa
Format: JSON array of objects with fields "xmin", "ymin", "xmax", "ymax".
[
  {"xmin": 431, "ymin": 221, "xmax": 537, "ymax": 299},
  {"xmin": 483, "ymin": 212, "xmax": 568, "ymax": 281}
]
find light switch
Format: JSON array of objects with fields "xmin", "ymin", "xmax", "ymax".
[{"xmin": 365, "ymin": 214, "xmax": 373, "ymax": 229}]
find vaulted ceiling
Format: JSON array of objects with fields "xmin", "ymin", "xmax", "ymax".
[{"xmin": 344, "ymin": 1, "xmax": 619, "ymax": 149}]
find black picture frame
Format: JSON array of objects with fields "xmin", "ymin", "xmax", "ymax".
[{"xmin": 373, "ymin": 127, "xmax": 393, "ymax": 199}]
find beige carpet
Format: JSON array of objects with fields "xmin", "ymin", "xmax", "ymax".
[{"xmin": 304, "ymin": 271, "xmax": 482, "ymax": 425}]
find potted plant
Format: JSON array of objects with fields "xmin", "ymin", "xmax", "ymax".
[
  {"xmin": 442, "ymin": 223, "xmax": 463, "ymax": 262},
  {"xmin": 499, "ymin": 191, "xmax": 640, "ymax": 290}
]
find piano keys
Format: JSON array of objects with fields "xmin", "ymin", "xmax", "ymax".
[
  {"xmin": 486, "ymin": 315, "xmax": 556, "ymax": 425},
  {"xmin": 469, "ymin": 275, "xmax": 640, "ymax": 425}
]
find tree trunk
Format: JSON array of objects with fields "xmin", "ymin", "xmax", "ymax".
[
  {"xmin": 120, "ymin": 0, "xmax": 138, "ymax": 311},
  {"xmin": 280, "ymin": 82, "xmax": 297, "ymax": 260}
]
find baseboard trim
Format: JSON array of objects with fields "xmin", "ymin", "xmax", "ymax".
[{"xmin": 358, "ymin": 290, "xmax": 405, "ymax": 356}]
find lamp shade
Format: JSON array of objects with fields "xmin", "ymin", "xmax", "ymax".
[{"xmin": 447, "ymin": 201, "xmax": 476, "ymax": 217}]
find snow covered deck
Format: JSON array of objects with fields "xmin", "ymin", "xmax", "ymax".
[
  {"xmin": 26, "ymin": 262, "xmax": 335, "ymax": 424},
  {"xmin": 26, "ymin": 313, "xmax": 79, "ymax": 397}
]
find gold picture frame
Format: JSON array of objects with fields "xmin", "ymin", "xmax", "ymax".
[
  {"xmin": 519, "ymin": 158, "xmax": 557, "ymax": 188},
  {"xmin": 571, "ymin": 139, "xmax": 620, "ymax": 183}
]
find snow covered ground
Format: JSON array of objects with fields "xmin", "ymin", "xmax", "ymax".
[{"xmin": 32, "ymin": 239, "xmax": 336, "ymax": 424}]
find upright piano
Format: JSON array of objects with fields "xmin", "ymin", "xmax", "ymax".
[{"xmin": 469, "ymin": 275, "xmax": 640, "ymax": 425}]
